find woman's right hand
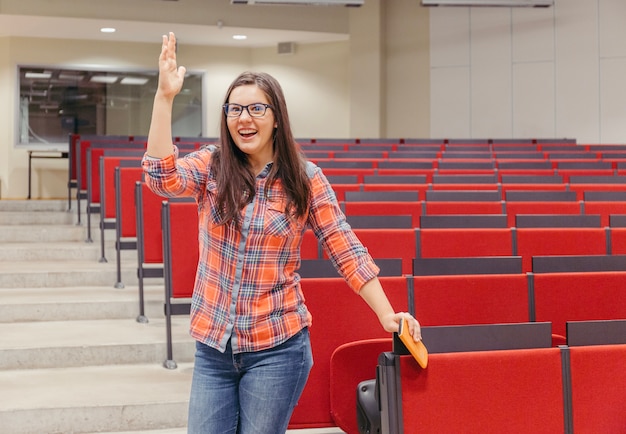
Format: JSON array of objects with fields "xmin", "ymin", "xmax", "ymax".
[{"xmin": 157, "ymin": 32, "xmax": 186, "ymax": 99}]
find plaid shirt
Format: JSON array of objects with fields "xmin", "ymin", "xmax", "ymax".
[{"xmin": 142, "ymin": 146, "xmax": 379, "ymax": 353}]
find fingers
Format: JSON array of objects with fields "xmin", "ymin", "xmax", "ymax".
[
  {"xmin": 398, "ymin": 312, "xmax": 422, "ymax": 342},
  {"xmin": 161, "ymin": 32, "xmax": 177, "ymax": 60}
]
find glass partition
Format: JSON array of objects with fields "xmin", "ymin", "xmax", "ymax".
[{"xmin": 17, "ymin": 65, "xmax": 204, "ymax": 148}]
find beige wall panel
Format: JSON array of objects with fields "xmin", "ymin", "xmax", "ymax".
[
  {"xmin": 512, "ymin": 61, "xmax": 555, "ymax": 139},
  {"xmin": 600, "ymin": 57, "xmax": 626, "ymax": 144},
  {"xmin": 599, "ymin": 0, "xmax": 626, "ymax": 58},
  {"xmin": 430, "ymin": 66, "xmax": 470, "ymax": 139},
  {"xmin": 349, "ymin": 0, "xmax": 384, "ymax": 138},
  {"xmin": 470, "ymin": 8, "xmax": 512, "ymax": 138},
  {"xmin": 512, "ymin": 7, "xmax": 555, "ymax": 63},
  {"xmin": 429, "ymin": 7, "xmax": 470, "ymax": 68},
  {"xmin": 250, "ymin": 41, "xmax": 350, "ymax": 140},
  {"xmin": 385, "ymin": 0, "xmax": 430, "ymax": 139},
  {"xmin": 554, "ymin": 0, "xmax": 599, "ymax": 143}
]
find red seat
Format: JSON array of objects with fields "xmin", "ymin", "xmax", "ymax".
[
  {"xmin": 569, "ymin": 344, "xmax": 626, "ymax": 433},
  {"xmin": 583, "ymin": 201, "xmax": 626, "ymax": 227},
  {"xmin": 412, "ymin": 274, "xmax": 530, "ymax": 326},
  {"xmin": 424, "ymin": 201, "xmax": 503, "ymax": 215},
  {"xmin": 343, "ymin": 200, "xmax": 422, "ymax": 227},
  {"xmin": 515, "ymin": 227, "xmax": 608, "ymax": 272},
  {"xmin": 289, "ymin": 276, "xmax": 409, "ymax": 429},
  {"xmin": 350, "ymin": 229, "xmax": 417, "ymax": 274},
  {"xmin": 532, "ymin": 271, "xmax": 626, "ymax": 341},
  {"xmin": 329, "ymin": 338, "xmax": 391, "ymax": 434},
  {"xmin": 418, "ymin": 228, "xmax": 514, "ymax": 258},
  {"xmin": 397, "ymin": 347, "xmax": 566, "ymax": 433}
]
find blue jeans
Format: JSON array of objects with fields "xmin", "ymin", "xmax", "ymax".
[{"xmin": 187, "ymin": 328, "xmax": 313, "ymax": 434}]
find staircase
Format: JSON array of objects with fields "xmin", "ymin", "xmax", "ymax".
[
  {"xmin": 0, "ymin": 200, "xmax": 194, "ymax": 434},
  {"xmin": 0, "ymin": 200, "xmax": 345, "ymax": 434}
]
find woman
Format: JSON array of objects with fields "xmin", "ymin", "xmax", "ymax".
[{"xmin": 142, "ymin": 32, "xmax": 422, "ymax": 434}]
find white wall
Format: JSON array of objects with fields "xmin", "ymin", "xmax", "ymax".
[
  {"xmin": 0, "ymin": 37, "xmax": 351, "ymax": 199},
  {"xmin": 429, "ymin": 0, "xmax": 626, "ymax": 144}
]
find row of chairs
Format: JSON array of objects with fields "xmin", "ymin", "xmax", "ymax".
[
  {"xmin": 154, "ymin": 200, "xmax": 626, "ymax": 429},
  {"xmin": 342, "ymin": 319, "xmax": 626, "ymax": 434},
  {"xmin": 65, "ymin": 133, "xmax": 601, "ymax": 220},
  {"xmin": 152, "ymin": 199, "xmax": 626, "ymax": 429},
  {"xmin": 378, "ymin": 337, "xmax": 626, "ymax": 433},
  {"xmin": 106, "ymin": 162, "xmax": 626, "ymax": 284},
  {"xmin": 74, "ymin": 136, "xmax": 626, "ymax": 431},
  {"xmin": 76, "ymin": 135, "xmax": 626, "ymax": 245},
  {"xmin": 304, "ymin": 148, "xmax": 626, "ymax": 161}
]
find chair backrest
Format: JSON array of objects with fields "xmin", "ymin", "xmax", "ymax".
[
  {"xmin": 115, "ymin": 166, "xmax": 144, "ymax": 238},
  {"xmin": 530, "ymin": 271, "xmax": 626, "ymax": 338},
  {"xmin": 344, "ymin": 190, "xmax": 420, "ymax": 202},
  {"xmin": 393, "ymin": 347, "xmax": 566, "ymax": 433},
  {"xmin": 377, "ymin": 160, "xmax": 434, "ymax": 169},
  {"xmin": 532, "ymin": 254, "xmax": 626, "ymax": 273},
  {"xmin": 317, "ymin": 160, "xmax": 375, "ymax": 169},
  {"xmin": 557, "ymin": 161, "xmax": 612, "ymax": 169},
  {"xmin": 504, "ymin": 201, "xmax": 582, "ymax": 227},
  {"xmin": 584, "ymin": 190, "xmax": 626, "ymax": 201},
  {"xmin": 413, "ymin": 256, "xmax": 522, "ymax": 276},
  {"xmin": 161, "ymin": 199, "xmax": 198, "ymax": 299},
  {"xmin": 345, "ymin": 214, "xmax": 413, "ymax": 229},
  {"xmin": 415, "ymin": 322, "xmax": 552, "ymax": 353},
  {"xmin": 505, "ymin": 190, "xmax": 578, "ymax": 201},
  {"xmin": 135, "ymin": 182, "xmax": 167, "ymax": 264},
  {"xmin": 570, "ymin": 175, "xmax": 626, "ymax": 184},
  {"xmin": 568, "ymin": 344, "xmax": 626, "ymax": 434},
  {"xmin": 566, "ymin": 319, "xmax": 626, "ymax": 346},
  {"xmin": 515, "ymin": 227, "xmax": 608, "ymax": 272},
  {"xmin": 417, "ymin": 227, "xmax": 514, "ymax": 258},
  {"xmin": 498, "ymin": 161, "xmax": 553, "ymax": 169},
  {"xmin": 363, "ymin": 174, "xmax": 427, "ymax": 184},
  {"xmin": 329, "ymin": 338, "xmax": 391, "ymax": 434},
  {"xmin": 425, "ymin": 190, "xmax": 501, "ymax": 201},
  {"xmin": 349, "ymin": 229, "xmax": 418, "ymax": 274},
  {"xmin": 325, "ymin": 174, "xmax": 359, "ymax": 184},
  {"xmin": 515, "ymin": 213, "xmax": 601, "ymax": 228},
  {"xmin": 420, "ymin": 214, "xmax": 507, "ymax": 228},
  {"xmin": 423, "ymin": 200, "xmax": 504, "ymax": 215},
  {"xmin": 583, "ymin": 202, "xmax": 626, "ymax": 227},
  {"xmin": 411, "ymin": 273, "xmax": 530, "ymax": 326},
  {"xmin": 436, "ymin": 161, "xmax": 495, "ymax": 170},
  {"xmin": 291, "ymin": 276, "xmax": 409, "ymax": 428},
  {"xmin": 298, "ymin": 258, "xmax": 403, "ymax": 278},
  {"xmin": 432, "ymin": 174, "xmax": 497, "ymax": 184},
  {"xmin": 501, "ymin": 174, "xmax": 563, "ymax": 184},
  {"xmin": 609, "ymin": 214, "xmax": 626, "ymax": 227}
]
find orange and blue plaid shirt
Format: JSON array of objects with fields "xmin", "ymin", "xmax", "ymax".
[{"xmin": 142, "ymin": 146, "xmax": 379, "ymax": 353}]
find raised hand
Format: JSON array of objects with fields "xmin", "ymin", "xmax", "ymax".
[{"xmin": 157, "ymin": 32, "xmax": 187, "ymax": 99}]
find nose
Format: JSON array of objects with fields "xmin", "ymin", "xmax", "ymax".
[{"xmin": 239, "ymin": 107, "xmax": 253, "ymax": 120}]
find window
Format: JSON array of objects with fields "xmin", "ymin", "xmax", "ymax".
[{"xmin": 17, "ymin": 66, "xmax": 204, "ymax": 147}]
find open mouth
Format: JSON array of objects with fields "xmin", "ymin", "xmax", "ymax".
[{"xmin": 239, "ymin": 129, "xmax": 257, "ymax": 139}]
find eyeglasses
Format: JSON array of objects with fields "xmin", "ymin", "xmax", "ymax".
[{"xmin": 223, "ymin": 103, "xmax": 273, "ymax": 118}]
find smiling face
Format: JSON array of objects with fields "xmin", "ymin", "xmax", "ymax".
[{"xmin": 226, "ymin": 84, "xmax": 277, "ymax": 174}]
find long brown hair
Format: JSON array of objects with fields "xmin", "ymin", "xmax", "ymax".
[{"xmin": 212, "ymin": 71, "xmax": 310, "ymax": 228}]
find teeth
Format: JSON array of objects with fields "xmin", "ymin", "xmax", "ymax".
[{"xmin": 239, "ymin": 129, "xmax": 256, "ymax": 135}]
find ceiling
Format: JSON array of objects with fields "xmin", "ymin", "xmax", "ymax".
[{"xmin": 0, "ymin": 6, "xmax": 350, "ymax": 48}]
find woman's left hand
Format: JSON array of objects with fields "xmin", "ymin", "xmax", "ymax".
[{"xmin": 382, "ymin": 312, "xmax": 422, "ymax": 342}]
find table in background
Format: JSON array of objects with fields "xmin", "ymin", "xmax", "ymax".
[{"xmin": 27, "ymin": 150, "xmax": 69, "ymax": 199}]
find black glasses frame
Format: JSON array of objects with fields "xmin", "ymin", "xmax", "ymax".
[{"xmin": 223, "ymin": 103, "xmax": 273, "ymax": 118}]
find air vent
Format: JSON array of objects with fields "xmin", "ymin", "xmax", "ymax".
[
  {"xmin": 277, "ymin": 42, "xmax": 296, "ymax": 55},
  {"xmin": 421, "ymin": 0, "xmax": 553, "ymax": 6},
  {"xmin": 231, "ymin": 0, "xmax": 363, "ymax": 6}
]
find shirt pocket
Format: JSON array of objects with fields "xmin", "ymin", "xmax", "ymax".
[
  {"xmin": 264, "ymin": 197, "xmax": 303, "ymax": 238},
  {"xmin": 202, "ymin": 179, "xmax": 223, "ymax": 228}
]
